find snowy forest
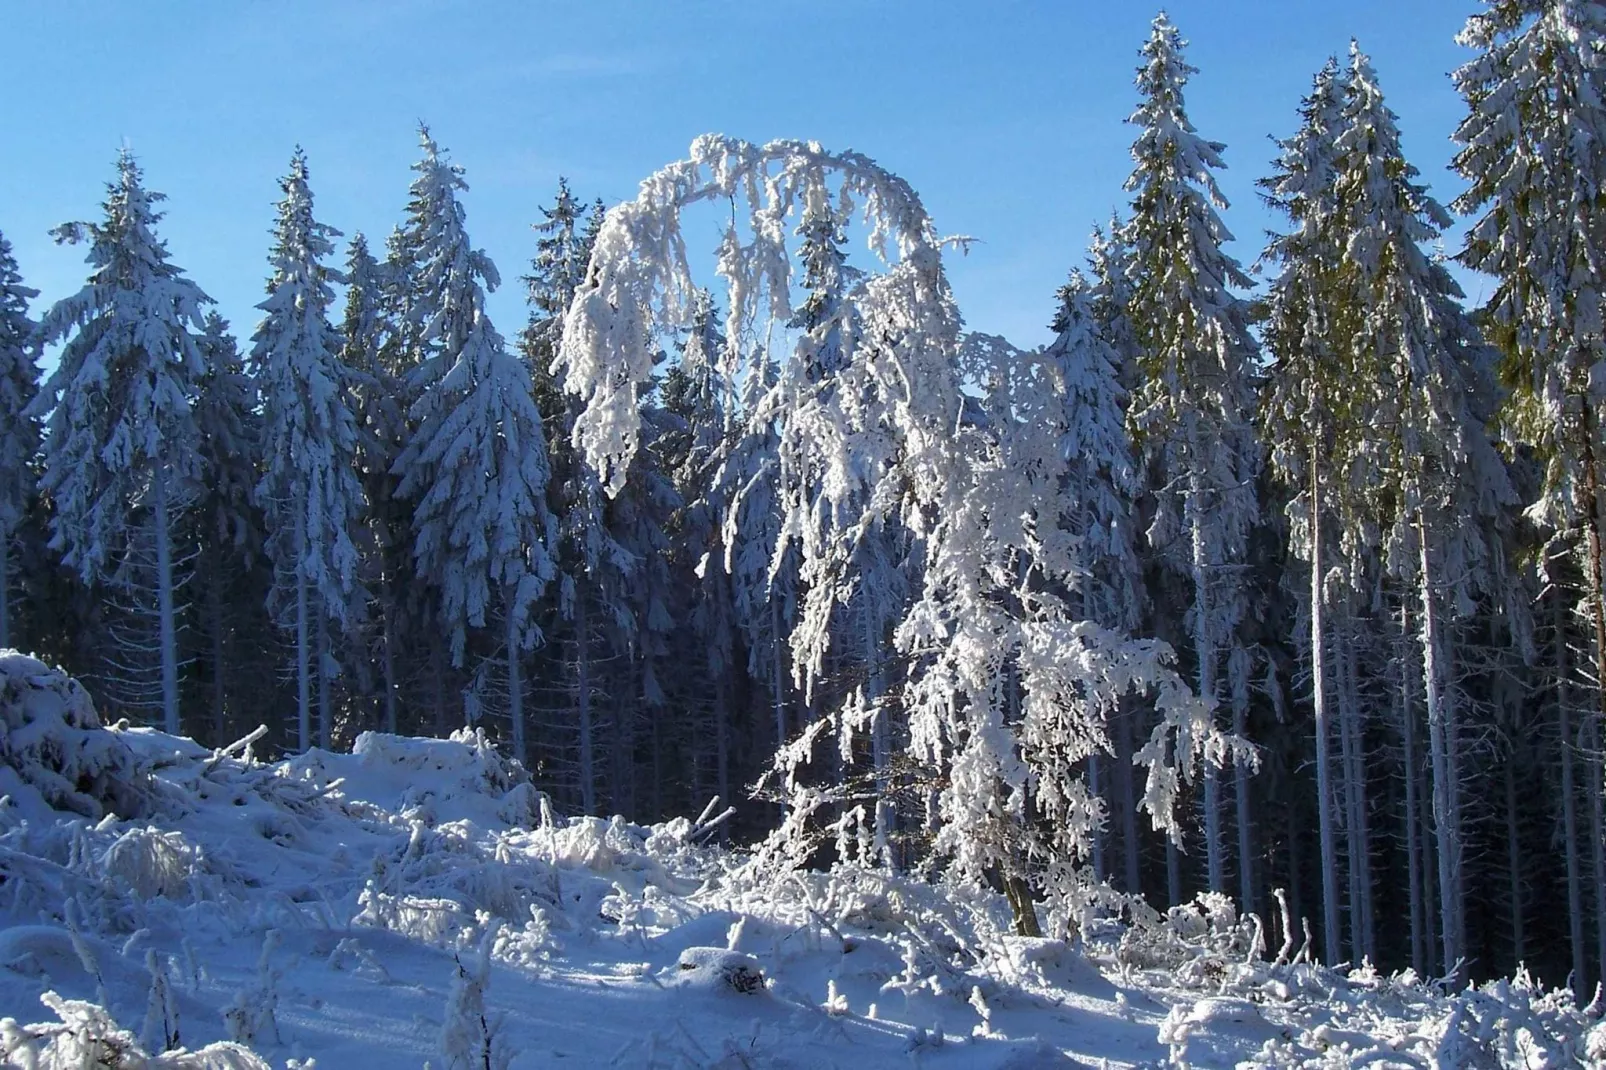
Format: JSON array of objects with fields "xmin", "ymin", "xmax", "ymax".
[{"xmin": 3, "ymin": 4, "xmax": 1605, "ymax": 1007}]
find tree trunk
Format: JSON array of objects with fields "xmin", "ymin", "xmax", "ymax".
[
  {"xmin": 1589, "ymin": 717, "xmax": 1606, "ymax": 991},
  {"xmin": 1555, "ymin": 589, "xmax": 1586, "ymax": 994},
  {"xmin": 208, "ymin": 549, "xmax": 227, "ymax": 746},
  {"xmin": 295, "ymin": 508, "xmax": 310, "ymax": 752},
  {"xmin": 1310, "ymin": 468, "xmax": 1341, "ymax": 965},
  {"xmin": 381, "ymin": 575, "xmax": 398, "ymax": 735},
  {"xmin": 1400, "ymin": 600, "xmax": 1425, "ymax": 977},
  {"xmin": 153, "ymin": 464, "xmax": 180, "ymax": 736},
  {"xmin": 0, "ymin": 522, "xmax": 11, "ymax": 650},
  {"xmin": 1503, "ymin": 750, "xmax": 1524, "ymax": 969},
  {"xmin": 1190, "ymin": 480, "xmax": 1223, "ymax": 895},
  {"xmin": 507, "ymin": 593, "xmax": 524, "ymax": 765},
  {"xmin": 1089, "ymin": 750, "xmax": 1106, "ymax": 883},
  {"xmin": 1338, "ymin": 621, "xmax": 1369, "ymax": 962},
  {"xmin": 1231, "ymin": 644, "xmax": 1253, "ymax": 916},
  {"xmin": 1117, "ymin": 697, "xmax": 1141, "ymax": 897},
  {"xmin": 317, "ymin": 605, "xmax": 331, "ymax": 750},
  {"xmin": 1418, "ymin": 510, "xmax": 1460, "ymax": 979},
  {"xmin": 576, "ymin": 584, "xmax": 595, "ymax": 815}
]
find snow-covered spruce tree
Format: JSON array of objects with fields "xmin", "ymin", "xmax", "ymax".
[
  {"xmin": 1258, "ymin": 57, "xmax": 1356, "ymax": 967},
  {"xmin": 343, "ymin": 232, "xmax": 408, "ymax": 735},
  {"xmin": 190, "ymin": 312, "xmax": 264, "ymax": 745},
  {"xmin": 0, "ymin": 231, "xmax": 40, "ymax": 652},
  {"xmin": 1336, "ymin": 42, "xmax": 1517, "ymax": 980},
  {"xmin": 250, "ymin": 149, "xmax": 365, "ymax": 752},
  {"xmin": 1452, "ymin": 0, "xmax": 1606, "ymax": 992},
  {"xmin": 392, "ymin": 129, "xmax": 557, "ymax": 764},
  {"xmin": 1122, "ymin": 13, "xmax": 1262, "ymax": 898},
  {"xmin": 33, "ymin": 151, "xmax": 209, "ymax": 735},
  {"xmin": 557, "ymin": 135, "xmax": 1246, "ymax": 931},
  {"xmin": 519, "ymin": 179, "xmax": 635, "ymax": 814}
]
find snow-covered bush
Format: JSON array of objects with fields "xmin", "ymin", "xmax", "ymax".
[
  {"xmin": 0, "ymin": 650, "xmax": 149, "ymax": 819},
  {"xmin": 0, "ymin": 991, "xmax": 270, "ymax": 1069}
]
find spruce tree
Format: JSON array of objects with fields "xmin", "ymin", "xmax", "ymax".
[
  {"xmin": 1122, "ymin": 12, "xmax": 1262, "ymax": 897},
  {"xmin": 0, "ymin": 232, "xmax": 40, "ymax": 652},
  {"xmin": 250, "ymin": 149, "xmax": 365, "ymax": 751},
  {"xmin": 34, "ymin": 151, "xmax": 209, "ymax": 734}
]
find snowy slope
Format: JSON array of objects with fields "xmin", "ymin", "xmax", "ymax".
[{"xmin": 0, "ymin": 651, "xmax": 1598, "ymax": 1068}]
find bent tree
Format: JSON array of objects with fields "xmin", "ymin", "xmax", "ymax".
[{"xmin": 556, "ymin": 135, "xmax": 1250, "ymax": 928}]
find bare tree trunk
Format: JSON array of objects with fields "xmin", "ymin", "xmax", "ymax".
[
  {"xmin": 1555, "ymin": 589, "xmax": 1587, "ymax": 994},
  {"xmin": 1418, "ymin": 511, "xmax": 1460, "ymax": 980},
  {"xmin": 1190, "ymin": 482, "xmax": 1223, "ymax": 894},
  {"xmin": 1117, "ymin": 698, "xmax": 1141, "ymax": 897},
  {"xmin": 576, "ymin": 584, "xmax": 595, "ymax": 815},
  {"xmin": 1338, "ymin": 621, "xmax": 1369, "ymax": 962},
  {"xmin": 317, "ymin": 605, "xmax": 331, "ymax": 750},
  {"xmin": 1310, "ymin": 467, "xmax": 1341, "ymax": 965},
  {"xmin": 153, "ymin": 464, "xmax": 180, "ymax": 736},
  {"xmin": 1503, "ymin": 750, "xmax": 1524, "ymax": 968},
  {"xmin": 1400, "ymin": 600, "xmax": 1425, "ymax": 977},
  {"xmin": 1231, "ymin": 645, "xmax": 1253, "ymax": 915},
  {"xmin": 0, "ymin": 523, "xmax": 11, "ymax": 650},
  {"xmin": 381, "ymin": 575, "xmax": 398, "ymax": 735},
  {"xmin": 507, "ymin": 594, "xmax": 524, "ymax": 765},
  {"xmin": 295, "ymin": 509, "xmax": 310, "ymax": 751},
  {"xmin": 208, "ymin": 551, "xmax": 227, "ymax": 746}
]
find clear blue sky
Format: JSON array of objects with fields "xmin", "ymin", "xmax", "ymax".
[{"xmin": 3, "ymin": 1, "xmax": 1483, "ymax": 354}]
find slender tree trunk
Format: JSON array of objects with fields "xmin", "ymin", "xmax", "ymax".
[
  {"xmin": 1117, "ymin": 698, "xmax": 1141, "ymax": 897},
  {"xmin": 1590, "ymin": 717, "xmax": 1606, "ymax": 990},
  {"xmin": 1310, "ymin": 470, "xmax": 1341, "ymax": 965},
  {"xmin": 1089, "ymin": 750, "xmax": 1106, "ymax": 882},
  {"xmin": 1578, "ymin": 408, "xmax": 1606, "ymax": 989},
  {"xmin": 1503, "ymin": 751, "xmax": 1524, "ymax": 969},
  {"xmin": 576, "ymin": 584, "xmax": 595, "ymax": 815},
  {"xmin": 317, "ymin": 606, "xmax": 331, "ymax": 750},
  {"xmin": 1166, "ymin": 836, "xmax": 1181, "ymax": 906},
  {"xmin": 1401, "ymin": 600, "xmax": 1425, "ymax": 977},
  {"xmin": 865, "ymin": 594, "xmax": 895, "ymax": 870},
  {"xmin": 1418, "ymin": 510, "xmax": 1460, "ymax": 979},
  {"xmin": 208, "ymin": 551, "xmax": 227, "ymax": 746},
  {"xmin": 430, "ymin": 640, "xmax": 446, "ymax": 738},
  {"xmin": 153, "ymin": 464, "xmax": 180, "ymax": 736},
  {"xmin": 1556, "ymin": 589, "xmax": 1587, "ymax": 994},
  {"xmin": 381, "ymin": 576, "xmax": 398, "ymax": 735},
  {"xmin": 507, "ymin": 594, "xmax": 524, "ymax": 765},
  {"xmin": 1190, "ymin": 482, "xmax": 1223, "ymax": 894},
  {"xmin": 0, "ymin": 522, "xmax": 11, "ymax": 650},
  {"xmin": 1338, "ymin": 622, "xmax": 1367, "ymax": 962},
  {"xmin": 295, "ymin": 509, "xmax": 310, "ymax": 752},
  {"xmin": 1231, "ymin": 645, "xmax": 1253, "ymax": 915},
  {"xmin": 771, "ymin": 596, "xmax": 787, "ymax": 751}
]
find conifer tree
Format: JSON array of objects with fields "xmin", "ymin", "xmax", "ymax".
[
  {"xmin": 34, "ymin": 151, "xmax": 210, "ymax": 734},
  {"xmin": 0, "ymin": 232, "xmax": 40, "ymax": 652},
  {"xmin": 250, "ymin": 149, "xmax": 364, "ymax": 751},
  {"xmin": 1453, "ymin": 0, "xmax": 1606, "ymax": 990},
  {"xmin": 1122, "ymin": 13, "xmax": 1262, "ymax": 897},
  {"xmin": 394, "ymin": 128, "xmax": 558, "ymax": 762}
]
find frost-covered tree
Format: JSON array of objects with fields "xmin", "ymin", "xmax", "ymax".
[
  {"xmin": 1122, "ymin": 13, "xmax": 1262, "ymax": 897},
  {"xmin": 558, "ymin": 135, "xmax": 1245, "ymax": 930},
  {"xmin": 1258, "ymin": 57, "xmax": 1355, "ymax": 966},
  {"xmin": 190, "ymin": 312, "xmax": 262, "ymax": 744},
  {"xmin": 393, "ymin": 128, "xmax": 557, "ymax": 763},
  {"xmin": 1453, "ymin": 1, "xmax": 1606, "ymax": 990},
  {"xmin": 249, "ymin": 149, "xmax": 364, "ymax": 751},
  {"xmin": 1336, "ymin": 42, "xmax": 1516, "ymax": 979},
  {"xmin": 33, "ymin": 151, "xmax": 210, "ymax": 735},
  {"xmin": 0, "ymin": 232, "xmax": 40, "ymax": 651}
]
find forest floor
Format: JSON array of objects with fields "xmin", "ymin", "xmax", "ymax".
[{"xmin": 0, "ymin": 656, "xmax": 1599, "ymax": 1067}]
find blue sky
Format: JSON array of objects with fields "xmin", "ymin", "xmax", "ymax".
[{"xmin": 3, "ymin": 1, "xmax": 1483, "ymax": 354}]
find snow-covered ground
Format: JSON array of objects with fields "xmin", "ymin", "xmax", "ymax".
[{"xmin": 0, "ymin": 650, "xmax": 1598, "ymax": 1068}]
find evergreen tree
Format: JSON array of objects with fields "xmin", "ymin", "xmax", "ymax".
[
  {"xmin": 191, "ymin": 312, "xmax": 264, "ymax": 745},
  {"xmin": 1258, "ymin": 57, "xmax": 1355, "ymax": 966},
  {"xmin": 393, "ymin": 128, "xmax": 558, "ymax": 763},
  {"xmin": 249, "ymin": 149, "xmax": 364, "ymax": 751},
  {"xmin": 0, "ymin": 232, "xmax": 40, "ymax": 652},
  {"xmin": 34, "ymin": 151, "xmax": 210, "ymax": 734},
  {"xmin": 1452, "ymin": 0, "xmax": 1606, "ymax": 991},
  {"xmin": 1122, "ymin": 12, "xmax": 1262, "ymax": 897},
  {"xmin": 1335, "ymin": 42, "xmax": 1515, "ymax": 979}
]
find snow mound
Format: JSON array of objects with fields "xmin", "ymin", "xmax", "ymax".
[
  {"xmin": 672, "ymin": 946, "xmax": 767, "ymax": 994},
  {"xmin": 0, "ymin": 649, "xmax": 149, "ymax": 820}
]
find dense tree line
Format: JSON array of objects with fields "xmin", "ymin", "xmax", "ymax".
[{"xmin": 1, "ymin": 3, "xmax": 1604, "ymax": 992}]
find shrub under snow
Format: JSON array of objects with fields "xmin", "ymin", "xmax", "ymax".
[{"xmin": 0, "ymin": 649, "xmax": 148, "ymax": 820}]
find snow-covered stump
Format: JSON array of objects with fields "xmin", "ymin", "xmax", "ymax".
[{"xmin": 0, "ymin": 649, "xmax": 148, "ymax": 819}]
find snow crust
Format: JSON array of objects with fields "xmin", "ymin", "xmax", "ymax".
[{"xmin": 0, "ymin": 654, "xmax": 1594, "ymax": 1067}]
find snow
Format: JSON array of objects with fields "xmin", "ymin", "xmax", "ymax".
[{"xmin": 0, "ymin": 653, "xmax": 1595, "ymax": 1067}]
